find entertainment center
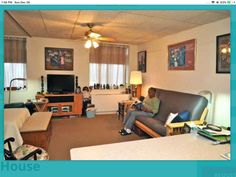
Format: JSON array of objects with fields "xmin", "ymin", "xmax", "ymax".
[
  {"xmin": 36, "ymin": 74, "xmax": 82, "ymax": 116},
  {"xmin": 36, "ymin": 93, "xmax": 82, "ymax": 117}
]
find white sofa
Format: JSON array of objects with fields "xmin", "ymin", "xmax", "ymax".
[
  {"xmin": 4, "ymin": 108, "xmax": 30, "ymax": 150},
  {"xmin": 4, "ymin": 108, "xmax": 52, "ymax": 150}
]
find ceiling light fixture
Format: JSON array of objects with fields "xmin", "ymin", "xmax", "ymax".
[
  {"xmin": 88, "ymin": 32, "xmax": 101, "ymax": 39},
  {"xmin": 84, "ymin": 39, "xmax": 99, "ymax": 49},
  {"xmin": 92, "ymin": 41, "xmax": 99, "ymax": 48},
  {"xmin": 84, "ymin": 39, "xmax": 92, "ymax": 48}
]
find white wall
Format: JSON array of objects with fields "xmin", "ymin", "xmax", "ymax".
[
  {"xmin": 4, "ymin": 37, "xmax": 138, "ymax": 103},
  {"xmin": 138, "ymin": 18, "xmax": 230, "ymax": 126}
]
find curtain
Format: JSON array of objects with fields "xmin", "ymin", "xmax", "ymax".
[
  {"xmin": 4, "ymin": 37, "xmax": 27, "ymax": 63},
  {"xmin": 89, "ymin": 43, "xmax": 129, "ymax": 86},
  {"xmin": 4, "ymin": 37, "xmax": 27, "ymax": 89},
  {"xmin": 89, "ymin": 43, "xmax": 129, "ymax": 64}
]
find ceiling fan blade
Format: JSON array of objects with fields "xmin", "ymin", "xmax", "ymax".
[
  {"xmin": 75, "ymin": 23, "xmax": 116, "ymax": 43},
  {"xmin": 77, "ymin": 22, "xmax": 105, "ymax": 27},
  {"xmin": 72, "ymin": 36, "xmax": 87, "ymax": 40},
  {"xmin": 98, "ymin": 37, "xmax": 116, "ymax": 42}
]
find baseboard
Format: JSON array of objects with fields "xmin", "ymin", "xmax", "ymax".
[{"xmin": 96, "ymin": 111, "xmax": 117, "ymax": 115}]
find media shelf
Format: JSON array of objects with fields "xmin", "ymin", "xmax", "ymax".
[{"xmin": 36, "ymin": 93, "xmax": 82, "ymax": 117}]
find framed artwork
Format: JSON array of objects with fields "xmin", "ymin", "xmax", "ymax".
[
  {"xmin": 138, "ymin": 51, "xmax": 147, "ymax": 73},
  {"xmin": 168, "ymin": 39, "xmax": 195, "ymax": 70},
  {"xmin": 216, "ymin": 33, "xmax": 230, "ymax": 74},
  {"xmin": 45, "ymin": 47, "xmax": 74, "ymax": 70}
]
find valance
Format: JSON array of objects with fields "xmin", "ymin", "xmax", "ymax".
[
  {"xmin": 4, "ymin": 37, "xmax": 27, "ymax": 63},
  {"xmin": 89, "ymin": 43, "xmax": 128, "ymax": 65}
]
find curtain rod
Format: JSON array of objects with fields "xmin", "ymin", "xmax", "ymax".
[
  {"xmin": 4, "ymin": 36, "xmax": 27, "ymax": 40},
  {"xmin": 100, "ymin": 42, "xmax": 130, "ymax": 48}
]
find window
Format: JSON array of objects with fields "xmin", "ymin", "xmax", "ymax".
[
  {"xmin": 89, "ymin": 63, "xmax": 126, "ymax": 86},
  {"xmin": 4, "ymin": 37, "xmax": 27, "ymax": 90},
  {"xmin": 4, "ymin": 63, "xmax": 27, "ymax": 88},
  {"xmin": 89, "ymin": 43, "xmax": 129, "ymax": 86}
]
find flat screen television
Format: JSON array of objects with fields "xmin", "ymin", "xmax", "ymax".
[{"xmin": 47, "ymin": 74, "xmax": 75, "ymax": 94}]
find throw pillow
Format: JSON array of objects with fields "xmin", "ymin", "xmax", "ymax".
[
  {"xmin": 179, "ymin": 111, "xmax": 190, "ymax": 121},
  {"xmin": 171, "ymin": 111, "xmax": 190, "ymax": 123},
  {"xmin": 171, "ymin": 115, "xmax": 183, "ymax": 123},
  {"xmin": 165, "ymin": 112, "xmax": 178, "ymax": 127}
]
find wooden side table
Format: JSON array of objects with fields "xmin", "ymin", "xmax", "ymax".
[
  {"xmin": 117, "ymin": 100, "xmax": 134, "ymax": 120},
  {"xmin": 117, "ymin": 102, "xmax": 124, "ymax": 120},
  {"xmin": 33, "ymin": 99, "xmax": 48, "ymax": 112}
]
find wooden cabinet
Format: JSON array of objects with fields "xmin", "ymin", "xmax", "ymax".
[
  {"xmin": 74, "ymin": 94, "xmax": 83, "ymax": 115},
  {"xmin": 36, "ymin": 93, "xmax": 82, "ymax": 117}
]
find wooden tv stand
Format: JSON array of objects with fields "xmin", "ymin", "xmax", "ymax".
[{"xmin": 36, "ymin": 93, "xmax": 82, "ymax": 117}]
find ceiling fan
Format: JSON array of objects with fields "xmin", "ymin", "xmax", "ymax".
[{"xmin": 79, "ymin": 23, "xmax": 116, "ymax": 49}]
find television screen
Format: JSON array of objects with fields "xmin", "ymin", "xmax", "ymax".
[{"xmin": 47, "ymin": 74, "xmax": 75, "ymax": 94}]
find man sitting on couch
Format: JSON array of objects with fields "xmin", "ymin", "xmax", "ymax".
[{"xmin": 119, "ymin": 87, "xmax": 160, "ymax": 136}]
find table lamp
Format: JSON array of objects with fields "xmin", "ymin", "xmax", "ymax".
[
  {"xmin": 8, "ymin": 78, "xmax": 26, "ymax": 103},
  {"xmin": 130, "ymin": 71, "xmax": 142, "ymax": 98}
]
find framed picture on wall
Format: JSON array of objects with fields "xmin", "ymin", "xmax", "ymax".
[
  {"xmin": 216, "ymin": 33, "xmax": 230, "ymax": 74},
  {"xmin": 138, "ymin": 51, "xmax": 147, "ymax": 73},
  {"xmin": 45, "ymin": 47, "xmax": 74, "ymax": 70},
  {"xmin": 168, "ymin": 39, "xmax": 195, "ymax": 70}
]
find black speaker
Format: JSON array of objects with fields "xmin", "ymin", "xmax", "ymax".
[
  {"xmin": 41, "ymin": 76, "xmax": 44, "ymax": 93},
  {"xmin": 75, "ymin": 76, "xmax": 78, "ymax": 88}
]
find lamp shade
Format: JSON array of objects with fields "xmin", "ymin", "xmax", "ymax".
[
  {"xmin": 84, "ymin": 40, "xmax": 92, "ymax": 48},
  {"xmin": 130, "ymin": 71, "xmax": 142, "ymax": 85},
  {"xmin": 92, "ymin": 41, "xmax": 99, "ymax": 48}
]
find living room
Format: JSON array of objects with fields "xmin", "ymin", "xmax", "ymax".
[{"xmin": 3, "ymin": 10, "xmax": 230, "ymax": 160}]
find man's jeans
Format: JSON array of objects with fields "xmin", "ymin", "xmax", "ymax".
[{"xmin": 123, "ymin": 110, "xmax": 153, "ymax": 130}]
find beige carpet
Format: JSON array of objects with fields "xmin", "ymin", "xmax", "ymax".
[{"xmin": 48, "ymin": 114, "xmax": 143, "ymax": 160}]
